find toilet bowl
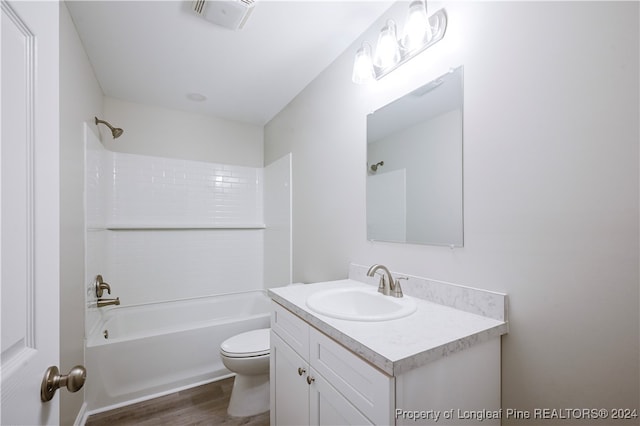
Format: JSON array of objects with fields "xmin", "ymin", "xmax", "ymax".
[{"xmin": 220, "ymin": 328, "xmax": 270, "ymax": 417}]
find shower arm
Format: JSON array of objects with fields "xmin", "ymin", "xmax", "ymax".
[{"xmin": 94, "ymin": 116, "xmax": 124, "ymax": 139}]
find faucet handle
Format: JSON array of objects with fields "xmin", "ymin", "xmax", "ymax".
[
  {"xmin": 374, "ymin": 272, "xmax": 387, "ymax": 295},
  {"xmin": 392, "ymin": 277, "xmax": 408, "ymax": 298},
  {"xmin": 94, "ymin": 275, "xmax": 111, "ymax": 298}
]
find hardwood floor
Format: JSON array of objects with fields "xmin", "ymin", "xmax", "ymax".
[{"xmin": 85, "ymin": 378, "xmax": 270, "ymax": 426}]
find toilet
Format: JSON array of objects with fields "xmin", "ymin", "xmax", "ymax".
[{"xmin": 220, "ymin": 328, "xmax": 271, "ymax": 417}]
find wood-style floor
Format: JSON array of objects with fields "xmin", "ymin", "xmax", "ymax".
[{"xmin": 85, "ymin": 377, "xmax": 270, "ymax": 426}]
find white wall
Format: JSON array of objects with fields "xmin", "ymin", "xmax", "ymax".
[
  {"xmin": 59, "ymin": 2, "xmax": 104, "ymax": 424},
  {"xmin": 101, "ymin": 96, "xmax": 263, "ymax": 167},
  {"xmin": 265, "ymin": 1, "xmax": 639, "ymax": 423}
]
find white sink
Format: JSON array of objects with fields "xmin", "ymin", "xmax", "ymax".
[{"xmin": 305, "ymin": 286, "xmax": 417, "ymax": 321}]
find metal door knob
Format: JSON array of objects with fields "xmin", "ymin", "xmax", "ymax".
[{"xmin": 40, "ymin": 365, "xmax": 86, "ymax": 402}]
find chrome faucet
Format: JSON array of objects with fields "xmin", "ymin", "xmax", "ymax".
[
  {"xmin": 366, "ymin": 264, "xmax": 403, "ymax": 298},
  {"xmin": 97, "ymin": 297, "xmax": 120, "ymax": 308}
]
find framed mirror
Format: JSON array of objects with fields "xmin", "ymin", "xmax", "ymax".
[{"xmin": 366, "ymin": 66, "xmax": 463, "ymax": 247}]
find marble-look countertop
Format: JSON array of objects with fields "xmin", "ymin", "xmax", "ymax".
[{"xmin": 268, "ymin": 279, "xmax": 508, "ymax": 376}]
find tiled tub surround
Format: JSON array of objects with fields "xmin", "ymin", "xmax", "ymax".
[
  {"xmin": 87, "ymin": 149, "xmax": 263, "ymax": 228},
  {"xmin": 269, "ymin": 264, "xmax": 508, "ymax": 376},
  {"xmin": 85, "ymin": 133, "xmax": 291, "ymax": 329},
  {"xmin": 85, "ymin": 142, "xmax": 265, "ymax": 325}
]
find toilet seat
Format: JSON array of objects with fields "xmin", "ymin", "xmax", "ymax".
[{"xmin": 220, "ymin": 328, "xmax": 270, "ymax": 358}]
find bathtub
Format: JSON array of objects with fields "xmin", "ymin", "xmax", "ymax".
[{"xmin": 85, "ymin": 290, "xmax": 271, "ymax": 413}]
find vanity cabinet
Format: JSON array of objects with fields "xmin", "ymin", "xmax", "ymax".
[
  {"xmin": 270, "ymin": 302, "xmax": 394, "ymax": 425},
  {"xmin": 269, "ymin": 277, "xmax": 505, "ymax": 426}
]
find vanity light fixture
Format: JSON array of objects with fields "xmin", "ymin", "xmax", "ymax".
[
  {"xmin": 352, "ymin": 0, "xmax": 447, "ymax": 84},
  {"xmin": 352, "ymin": 43, "xmax": 375, "ymax": 84},
  {"xmin": 373, "ymin": 20, "xmax": 401, "ymax": 70}
]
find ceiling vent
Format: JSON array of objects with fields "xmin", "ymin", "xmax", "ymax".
[{"xmin": 192, "ymin": 0, "xmax": 256, "ymax": 30}]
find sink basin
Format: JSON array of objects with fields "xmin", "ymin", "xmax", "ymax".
[{"xmin": 305, "ymin": 286, "xmax": 417, "ymax": 321}]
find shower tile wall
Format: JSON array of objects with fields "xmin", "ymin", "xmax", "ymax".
[
  {"xmin": 108, "ymin": 229, "xmax": 263, "ymax": 304},
  {"xmin": 109, "ymin": 154, "xmax": 263, "ymax": 226},
  {"xmin": 86, "ymin": 127, "xmax": 111, "ymax": 334},
  {"xmin": 86, "ymin": 142, "xmax": 267, "ymax": 330}
]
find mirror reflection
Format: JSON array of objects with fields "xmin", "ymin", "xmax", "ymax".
[{"xmin": 366, "ymin": 66, "xmax": 463, "ymax": 246}]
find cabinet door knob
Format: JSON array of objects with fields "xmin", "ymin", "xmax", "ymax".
[
  {"xmin": 306, "ymin": 375, "xmax": 315, "ymax": 385},
  {"xmin": 297, "ymin": 367, "xmax": 306, "ymax": 376}
]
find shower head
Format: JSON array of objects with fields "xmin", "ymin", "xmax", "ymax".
[
  {"xmin": 94, "ymin": 117, "xmax": 124, "ymax": 139},
  {"xmin": 370, "ymin": 161, "xmax": 384, "ymax": 172}
]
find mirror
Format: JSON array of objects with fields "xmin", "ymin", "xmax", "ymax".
[{"xmin": 366, "ymin": 66, "xmax": 463, "ymax": 247}]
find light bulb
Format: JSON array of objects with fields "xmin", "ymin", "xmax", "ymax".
[
  {"xmin": 402, "ymin": 0, "xmax": 432, "ymax": 52},
  {"xmin": 352, "ymin": 43, "xmax": 375, "ymax": 84},
  {"xmin": 373, "ymin": 20, "xmax": 401, "ymax": 70}
]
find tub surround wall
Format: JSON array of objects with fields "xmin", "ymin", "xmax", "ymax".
[
  {"xmin": 107, "ymin": 152, "xmax": 263, "ymax": 227},
  {"xmin": 60, "ymin": 3, "xmax": 105, "ymax": 423},
  {"xmin": 85, "ymin": 126, "xmax": 111, "ymax": 336},
  {"xmin": 265, "ymin": 1, "xmax": 639, "ymax": 421},
  {"xmin": 102, "ymin": 152, "xmax": 266, "ymax": 305},
  {"xmin": 107, "ymin": 230, "xmax": 263, "ymax": 304},
  {"xmin": 85, "ymin": 139, "xmax": 291, "ymax": 335}
]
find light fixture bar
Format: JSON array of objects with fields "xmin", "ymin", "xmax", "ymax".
[
  {"xmin": 353, "ymin": 8, "xmax": 447, "ymax": 84},
  {"xmin": 376, "ymin": 8, "xmax": 447, "ymax": 80}
]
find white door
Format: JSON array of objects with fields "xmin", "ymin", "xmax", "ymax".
[{"xmin": 1, "ymin": 1, "xmax": 61, "ymax": 424}]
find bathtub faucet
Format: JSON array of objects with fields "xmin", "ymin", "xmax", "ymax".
[
  {"xmin": 97, "ymin": 297, "xmax": 120, "ymax": 308},
  {"xmin": 94, "ymin": 275, "xmax": 112, "ymax": 298}
]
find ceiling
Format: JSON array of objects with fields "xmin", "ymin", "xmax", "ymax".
[{"xmin": 67, "ymin": 0, "xmax": 393, "ymax": 126}]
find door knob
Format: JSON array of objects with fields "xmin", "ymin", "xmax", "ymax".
[{"xmin": 40, "ymin": 365, "xmax": 86, "ymax": 402}]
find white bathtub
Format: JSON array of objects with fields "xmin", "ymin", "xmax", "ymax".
[{"xmin": 85, "ymin": 290, "xmax": 271, "ymax": 413}]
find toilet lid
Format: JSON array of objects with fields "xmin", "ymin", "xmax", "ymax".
[{"xmin": 221, "ymin": 328, "xmax": 270, "ymax": 358}]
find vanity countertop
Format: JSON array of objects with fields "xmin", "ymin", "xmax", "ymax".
[{"xmin": 268, "ymin": 279, "xmax": 508, "ymax": 376}]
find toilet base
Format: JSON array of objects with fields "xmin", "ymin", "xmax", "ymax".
[{"xmin": 227, "ymin": 373, "xmax": 270, "ymax": 417}]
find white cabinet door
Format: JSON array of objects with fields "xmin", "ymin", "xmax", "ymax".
[
  {"xmin": 271, "ymin": 304, "xmax": 393, "ymax": 425},
  {"xmin": 309, "ymin": 370, "xmax": 373, "ymax": 426},
  {"xmin": 271, "ymin": 331, "xmax": 309, "ymax": 426},
  {"xmin": 1, "ymin": 1, "xmax": 61, "ymax": 425},
  {"xmin": 310, "ymin": 327, "xmax": 394, "ymax": 425}
]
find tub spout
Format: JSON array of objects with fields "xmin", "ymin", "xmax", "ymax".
[{"xmin": 97, "ymin": 297, "xmax": 120, "ymax": 308}]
